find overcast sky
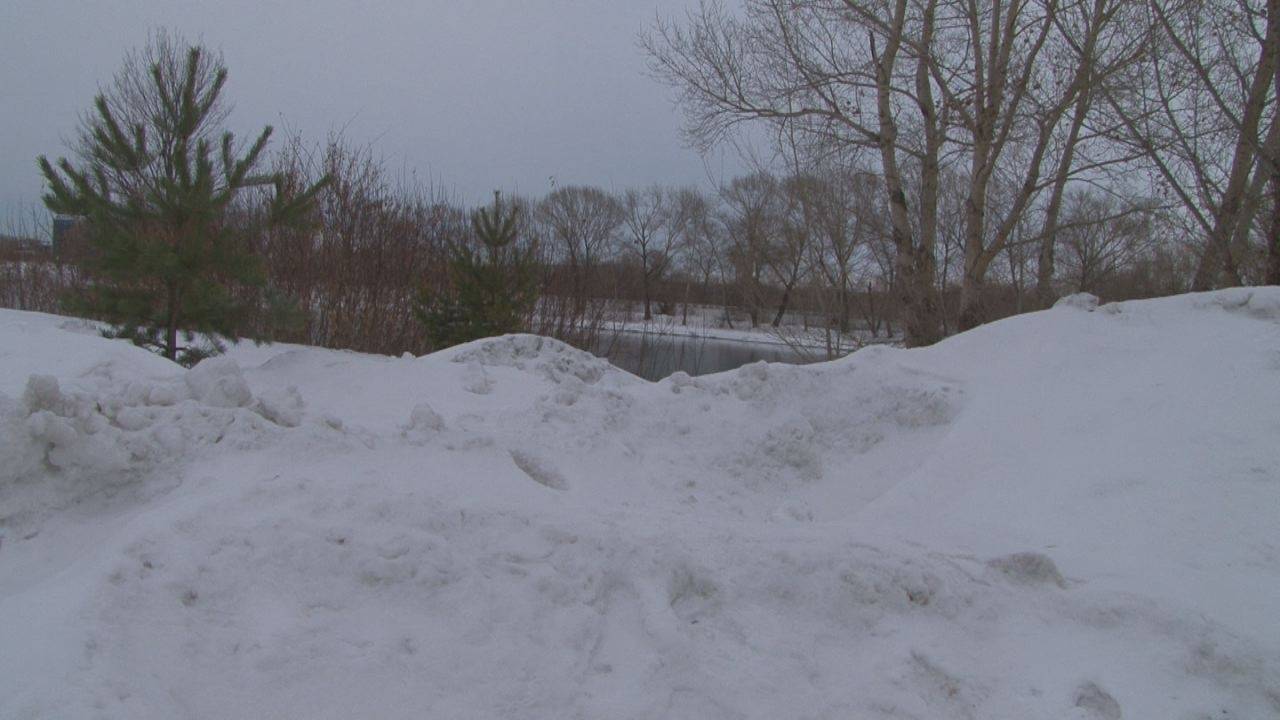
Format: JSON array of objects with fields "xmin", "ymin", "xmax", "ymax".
[{"xmin": 0, "ymin": 0, "xmax": 746, "ymax": 229}]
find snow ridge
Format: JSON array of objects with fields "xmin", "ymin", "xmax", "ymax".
[{"xmin": 1, "ymin": 291, "xmax": 1278, "ymax": 719}]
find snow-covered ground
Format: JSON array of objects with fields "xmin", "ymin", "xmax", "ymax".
[{"xmin": 1, "ymin": 289, "xmax": 1278, "ymax": 719}]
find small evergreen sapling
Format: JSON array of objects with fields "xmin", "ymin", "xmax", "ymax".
[
  {"xmin": 38, "ymin": 37, "xmax": 327, "ymax": 366},
  {"xmin": 416, "ymin": 192, "xmax": 538, "ymax": 349}
]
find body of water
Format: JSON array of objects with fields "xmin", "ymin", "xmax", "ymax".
[{"xmin": 592, "ymin": 331, "xmax": 824, "ymax": 381}]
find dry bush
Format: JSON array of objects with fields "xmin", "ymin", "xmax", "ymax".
[
  {"xmin": 257, "ymin": 135, "xmax": 458, "ymax": 355},
  {"xmin": 0, "ymin": 258, "xmax": 82, "ymax": 313},
  {"xmin": 0, "ymin": 208, "xmax": 86, "ymax": 315}
]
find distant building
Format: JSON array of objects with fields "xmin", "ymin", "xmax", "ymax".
[{"xmin": 52, "ymin": 215, "xmax": 81, "ymax": 256}]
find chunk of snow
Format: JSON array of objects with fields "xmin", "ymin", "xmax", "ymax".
[
  {"xmin": 254, "ymin": 386, "xmax": 305, "ymax": 428},
  {"xmin": 405, "ymin": 402, "xmax": 445, "ymax": 434},
  {"xmin": 509, "ymin": 448, "xmax": 568, "ymax": 490},
  {"xmin": 1054, "ymin": 292, "xmax": 1100, "ymax": 311},
  {"xmin": 988, "ymin": 552, "xmax": 1068, "ymax": 588},
  {"xmin": 184, "ymin": 357, "xmax": 253, "ymax": 408}
]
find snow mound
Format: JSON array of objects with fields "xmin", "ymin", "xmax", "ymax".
[
  {"xmin": 1054, "ymin": 292, "xmax": 1100, "ymax": 311},
  {"xmin": 1192, "ymin": 286, "xmax": 1280, "ymax": 320},
  {"xmin": 2, "ymin": 288, "xmax": 1280, "ymax": 719},
  {"xmin": 0, "ymin": 357, "xmax": 338, "ymax": 533},
  {"xmin": 447, "ymin": 333, "xmax": 636, "ymax": 386},
  {"xmin": 656, "ymin": 355, "xmax": 961, "ymax": 513}
]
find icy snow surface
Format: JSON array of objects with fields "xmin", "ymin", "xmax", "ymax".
[{"xmin": 1, "ymin": 289, "xmax": 1278, "ymax": 719}]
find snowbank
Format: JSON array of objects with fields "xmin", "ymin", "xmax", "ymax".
[{"xmin": 1, "ymin": 290, "xmax": 1278, "ymax": 719}]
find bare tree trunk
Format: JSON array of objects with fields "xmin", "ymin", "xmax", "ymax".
[
  {"xmin": 1184, "ymin": 0, "xmax": 1278, "ymax": 289},
  {"xmin": 957, "ymin": 256, "xmax": 993, "ymax": 331},
  {"xmin": 955, "ymin": 0, "xmax": 1065, "ymax": 331},
  {"xmin": 1269, "ymin": 164, "xmax": 1280, "ymax": 284},
  {"xmin": 1270, "ymin": 0, "xmax": 1280, "ymax": 285},
  {"xmin": 958, "ymin": 114, "xmax": 995, "ymax": 330},
  {"xmin": 876, "ymin": 0, "xmax": 942, "ymax": 347},
  {"xmin": 772, "ymin": 287, "xmax": 790, "ymax": 327},
  {"xmin": 839, "ymin": 281, "xmax": 851, "ymax": 333},
  {"xmin": 1037, "ymin": 81, "xmax": 1093, "ymax": 308}
]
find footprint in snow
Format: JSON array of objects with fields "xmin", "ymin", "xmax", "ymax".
[
  {"xmin": 509, "ymin": 449, "xmax": 568, "ymax": 491},
  {"xmin": 988, "ymin": 551, "xmax": 1067, "ymax": 589},
  {"xmin": 1074, "ymin": 682, "xmax": 1122, "ymax": 719}
]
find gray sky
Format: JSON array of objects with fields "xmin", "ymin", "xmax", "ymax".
[{"xmin": 0, "ymin": 0, "xmax": 744, "ymax": 229}]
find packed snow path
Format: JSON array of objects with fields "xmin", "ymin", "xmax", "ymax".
[{"xmin": 1, "ymin": 289, "xmax": 1278, "ymax": 719}]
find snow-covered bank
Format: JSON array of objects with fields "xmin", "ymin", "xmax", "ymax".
[
  {"xmin": 1, "ymin": 289, "xmax": 1278, "ymax": 719},
  {"xmin": 605, "ymin": 313, "xmax": 887, "ymax": 352}
]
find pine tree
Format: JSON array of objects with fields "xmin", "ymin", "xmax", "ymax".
[
  {"xmin": 37, "ymin": 36, "xmax": 326, "ymax": 365},
  {"xmin": 416, "ymin": 191, "xmax": 539, "ymax": 349}
]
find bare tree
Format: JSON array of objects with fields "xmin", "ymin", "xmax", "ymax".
[
  {"xmin": 264, "ymin": 134, "xmax": 454, "ymax": 354},
  {"xmin": 1103, "ymin": 0, "xmax": 1278, "ymax": 290},
  {"xmin": 1057, "ymin": 189, "xmax": 1156, "ymax": 293},
  {"xmin": 1271, "ymin": 20, "xmax": 1280, "ymax": 284},
  {"xmin": 537, "ymin": 185, "xmax": 623, "ymax": 335},
  {"xmin": 0, "ymin": 205, "xmax": 74, "ymax": 313},
  {"xmin": 620, "ymin": 186, "xmax": 683, "ymax": 320},
  {"xmin": 1034, "ymin": 0, "xmax": 1146, "ymax": 307},
  {"xmin": 719, "ymin": 172, "xmax": 783, "ymax": 326},
  {"xmin": 767, "ymin": 175, "xmax": 815, "ymax": 326},
  {"xmin": 645, "ymin": 0, "xmax": 1154, "ymax": 336},
  {"xmin": 792, "ymin": 169, "xmax": 875, "ymax": 332},
  {"xmin": 1002, "ymin": 223, "xmax": 1036, "ymax": 313},
  {"xmin": 934, "ymin": 170, "xmax": 969, "ymax": 334},
  {"xmin": 678, "ymin": 190, "xmax": 733, "ymax": 325},
  {"xmin": 645, "ymin": 0, "xmax": 945, "ymax": 345},
  {"xmin": 904, "ymin": 0, "xmax": 1136, "ymax": 329}
]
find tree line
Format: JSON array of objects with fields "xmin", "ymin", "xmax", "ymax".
[
  {"xmin": 644, "ymin": 0, "xmax": 1279, "ymax": 345},
  {"xmin": 4, "ymin": 6, "xmax": 1273, "ymax": 361}
]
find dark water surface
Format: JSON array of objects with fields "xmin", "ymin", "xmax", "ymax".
[{"xmin": 592, "ymin": 331, "xmax": 820, "ymax": 381}]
